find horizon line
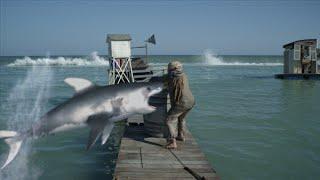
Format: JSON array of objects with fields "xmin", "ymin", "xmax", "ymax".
[{"xmin": 0, "ymin": 54, "xmax": 283, "ymax": 57}]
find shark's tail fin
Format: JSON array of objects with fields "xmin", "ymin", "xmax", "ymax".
[{"xmin": 0, "ymin": 130, "xmax": 23, "ymax": 169}]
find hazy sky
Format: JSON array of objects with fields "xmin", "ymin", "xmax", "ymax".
[{"xmin": 0, "ymin": 0, "xmax": 319, "ymax": 56}]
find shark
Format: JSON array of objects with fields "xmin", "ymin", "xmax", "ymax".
[{"xmin": 0, "ymin": 77, "xmax": 163, "ymax": 169}]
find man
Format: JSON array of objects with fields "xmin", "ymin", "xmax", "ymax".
[
  {"xmin": 165, "ymin": 61, "xmax": 195, "ymax": 149},
  {"xmin": 301, "ymin": 46, "xmax": 311, "ymax": 74}
]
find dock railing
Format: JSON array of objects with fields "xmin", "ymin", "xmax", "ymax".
[{"xmin": 133, "ymin": 65, "xmax": 167, "ymax": 82}]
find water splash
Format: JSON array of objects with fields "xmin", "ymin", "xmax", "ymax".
[
  {"xmin": 203, "ymin": 50, "xmax": 225, "ymax": 65},
  {"xmin": 45, "ymin": 51, "xmax": 51, "ymax": 59},
  {"xmin": 7, "ymin": 51, "xmax": 108, "ymax": 67},
  {"xmin": 0, "ymin": 66, "xmax": 53, "ymax": 180},
  {"xmin": 203, "ymin": 49, "xmax": 283, "ymax": 66}
]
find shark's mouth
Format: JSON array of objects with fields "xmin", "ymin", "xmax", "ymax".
[
  {"xmin": 147, "ymin": 98, "xmax": 157, "ymax": 111},
  {"xmin": 149, "ymin": 104, "xmax": 156, "ymax": 110}
]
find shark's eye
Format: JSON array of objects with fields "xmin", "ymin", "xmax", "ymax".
[{"xmin": 147, "ymin": 87, "xmax": 151, "ymax": 91}]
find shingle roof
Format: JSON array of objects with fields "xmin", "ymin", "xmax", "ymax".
[{"xmin": 283, "ymin": 39, "xmax": 317, "ymax": 49}]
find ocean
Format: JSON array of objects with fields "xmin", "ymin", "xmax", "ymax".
[{"xmin": 0, "ymin": 51, "xmax": 319, "ymax": 180}]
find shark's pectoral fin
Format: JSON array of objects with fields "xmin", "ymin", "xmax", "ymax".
[
  {"xmin": 87, "ymin": 125, "xmax": 104, "ymax": 151},
  {"xmin": 64, "ymin": 77, "xmax": 96, "ymax": 94},
  {"xmin": 86, "ymin": 114, "xmax": 110, "ymax": 151},
  {"xmin": 101, "ymin": 122, "xmax": 114, "ymax": 145}
]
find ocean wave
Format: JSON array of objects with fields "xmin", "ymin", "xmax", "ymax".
[
  {"xmin": 7, "ymin": 52, "xmax": 109, "ymax": 66},
  {"xmin": 203, "ymin": 50, "xmax": 283, "ymax": 66},
  {"xmin": 7, "ymin": 50, "xmax": 284, "ymax": 67}
]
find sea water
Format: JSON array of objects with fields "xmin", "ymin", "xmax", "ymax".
[{"xmin": 0, "ymin": 51, "xmax": 319, "ymax": 180}]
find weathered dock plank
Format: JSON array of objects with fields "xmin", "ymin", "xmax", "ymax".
[{"xmin": 113, "ymin": 117, "xmax": 219, "ymax": 180}]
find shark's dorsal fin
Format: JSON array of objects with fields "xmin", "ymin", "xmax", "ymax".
[{"xmin": 64, "ymin": 78, "xmax": 95, "ymax": 93}]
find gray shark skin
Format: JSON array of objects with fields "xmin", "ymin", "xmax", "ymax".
[{"xmin": 0, "ymin": 78, "xmax": 163, "ymax": 169}]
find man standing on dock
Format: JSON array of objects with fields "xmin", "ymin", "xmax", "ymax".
[{"xmin": 165, "ymin": 61, "xmax": 195, "ymax": 149}]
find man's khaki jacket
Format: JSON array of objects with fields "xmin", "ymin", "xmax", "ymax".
[{"xmin": 165, "ymin": 73, "xmax": 195, "ymax": 110}]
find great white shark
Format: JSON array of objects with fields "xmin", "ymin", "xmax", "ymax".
[{"xmin": 0, "ymin": 77, "xmax": 163, "ymax": 169}]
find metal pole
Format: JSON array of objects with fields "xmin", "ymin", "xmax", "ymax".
[{"xmin": 145, "ymin": 43, "xmax": 148, "ymax": 63}]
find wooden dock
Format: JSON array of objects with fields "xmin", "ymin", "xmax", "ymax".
[
  {"xmin": 275, "ymin": 73, "xmax": 320, "ymax": 79},
  {"xmin": 113, "ymin": 115, "xmax": 219, "ymax": 180}
]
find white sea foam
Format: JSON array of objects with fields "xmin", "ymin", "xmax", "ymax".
[
  {"xmin": 203, "ymin": 50, "xmax": 283, "ymax": 66},
  {"xmin": 7, "ymin": 51, "xmax": 109, "ymax": 66},
  {"xmin": 7, "ymin": 50, "xmax": 283, "ymax": 67}
]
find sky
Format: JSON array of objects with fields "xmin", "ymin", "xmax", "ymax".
[{"xmin": 0, "ymin": 0, "xmax": 319, "ymax": 56}]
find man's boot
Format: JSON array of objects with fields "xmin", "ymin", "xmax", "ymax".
[{"xmin": 165, "ymin": 138, "xmax": 177, "ymax": 149}]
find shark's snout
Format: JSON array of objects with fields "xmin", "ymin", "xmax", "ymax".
[
  {"xmin": 148, "ymin": 86, "xmax": 162, "ymax": 97},
  {"xmin": 148, "ymin": 82, "xmax": 163, "ymax": 96},
  {"xmin": 144, "ymin": 83, "xmax": 163, "ymax": 112}
]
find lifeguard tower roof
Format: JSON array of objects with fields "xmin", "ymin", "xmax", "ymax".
[
  {"xmin": 283, "ymin": 39, "xmax": 317, "ymax": 49},
  {"xmin": 106, "ymin": 34, "xmax": 132, "ymax": 42}
]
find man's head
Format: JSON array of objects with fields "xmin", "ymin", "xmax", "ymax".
[{"xmin": 168, "ymin": 61, "xmax": 183, "ymax": 72}]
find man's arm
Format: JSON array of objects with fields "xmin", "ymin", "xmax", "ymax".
[
  {"xmin": 173, "ymin": 76, "xmax": 184, "ymax": 105},
  {"xmin": 162, "ymin": 74, "xmax": 169, "ymax": 90}
]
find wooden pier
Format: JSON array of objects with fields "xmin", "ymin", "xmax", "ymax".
[
  {"xmin": 106, "ymin": 34, "xmax": 218, "ymax": 179},
  {"xmin": 113, "ymin": 115, "xmax": 219, "ymax": 180},
  {"xmin": 275, "ymin": 73, "xmax": 320, "ymax": 79}
]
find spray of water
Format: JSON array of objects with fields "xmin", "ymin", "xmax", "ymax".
[
  {"xmin": 7, "ymin": 51, "xmax": 108, "ymax": 66},
  {"xmin": 0, "ymin": 66, "xmax": 53, "ymax": 180},
  {"xmin": 203, "ymin": 49, "xmax": 283, "ymax": 66},
  {"xmin": 203, "ymin": 49, "xmax": 225, "ymax": 65}
]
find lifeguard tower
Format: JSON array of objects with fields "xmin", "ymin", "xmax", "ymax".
[
  {"xmin": 107, "ymin": 34, "xmax": 135, "ymax": 84},
  {"xmin": 275, "ymin": 39, "xmax": 320, "ymax": 79},
  {"xmin": 107, "ymin": 34, "xmax": 161, "ymax": 84}
]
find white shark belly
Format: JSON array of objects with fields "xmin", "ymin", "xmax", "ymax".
[
  {"xmin": 109, "ymin": 113, "xmax": 130, "ymax": 122},
  {"xmin": 49, "ymin": 123, "xmax": 87, "ymax": 134}
]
